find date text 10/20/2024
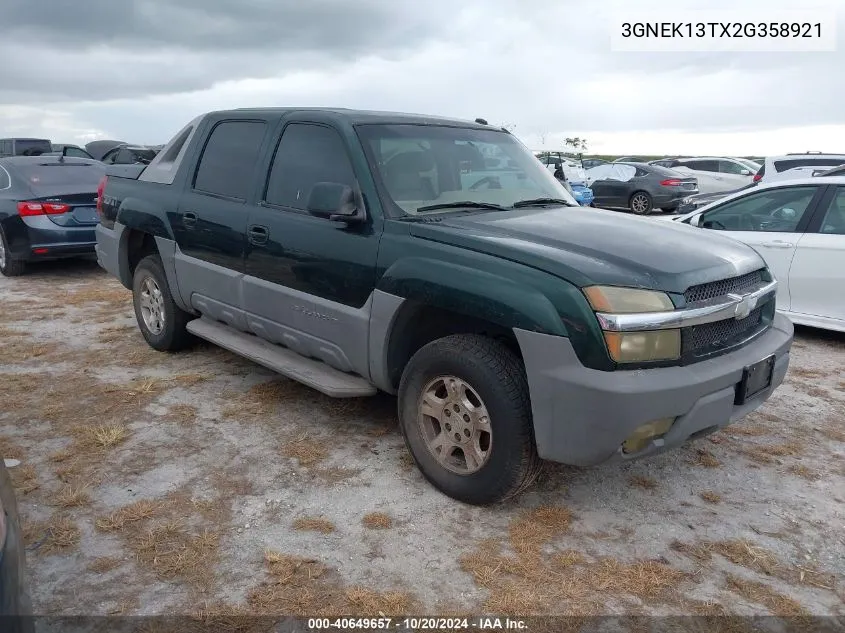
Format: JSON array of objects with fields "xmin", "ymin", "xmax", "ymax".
[{"xmin": 307, "ymin": 617, "xmax": 528, "ymax": 630}]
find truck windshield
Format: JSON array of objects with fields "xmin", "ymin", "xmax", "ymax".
[{"xmin": 356, "ymin": 124, "xmax": 577, "ymax": 215}]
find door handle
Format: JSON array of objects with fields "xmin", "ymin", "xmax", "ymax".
[
  {"xmin": 247, "ymin": 224, "xmax": 269, "ymax": 245},
  {"xmin": 183, "ymin": 212, "xmax": 198, "ymax": 228},
  {"xmin": 760, "ymin": 240, "xmax": 794, "ymax": 249}
]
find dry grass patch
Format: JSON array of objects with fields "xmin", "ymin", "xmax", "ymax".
[
  {"xmin": 24, "ymin": 514, "xmax": 80, "ymax": 555},
  {"xmin": 789, "ymin": 368, "xmax": 827, "ymax": 380},
  {"xmin": 670, "ymin": 540, "xmax": 712, "ymax": 564},
  {"xmin": 725, "ymin": 575, "xmax": 807, "ymax": 617},
  {"xmin": 73, "ymin": 423, "xmax": 129, "ymax": 449},
  {"xmin": 802, "ymin": 385, "xmax": 829, "ymax": 398},
  {"xmin": 398, "ymin": 451, "xmax": 416, "ymax": 472},
  {"xmin": 293, "ymin": 517, "xmax": 336, "ymax": 534},
  {"xmin": 96, "ymin": 499, "xmax": 160, "ymax": 531},
  {"xmin": 283, "ymin": 433, "xmax": 329, "ymax": 467},
  {"xmin": 787, "ymin": 464, "xmax": 820, "ymax": 480},
  {"xmin": 248, "ymin": 549, "xmax": 415, "ymax": 617},
  {"xmin": 167, "ymin": 403, "xmax": 199, "ymax": 425},
  {"xmin": 133, "ymin": 521, "xmax": 219, "ymax": 584},
  {"xmin": 551, "ymin": 550, "xmax": 584, "ymax": 568},
  {"xmin": 52, "ymin": 483, "xmax": 91, "ymax": 508},
  {"xmin": 223, "ymin": 380, "xmax": 299, "ymax": 418},
  {"xmin": 362, "ymin": 512, "xmax": 392, "ymax": 530},
  {"xmin": 87, "ymin": 556, "xmax": 123, "ymax": 574},
  {"xmin": 700, "ymin": 491, "xmax": 722, "ymax": 504},
  {"xmin": 693, "ymin": 448, "xmax": 720, "ymax": 468},
  {"xmin": 629, "ymin": 475, "xmax": 658, "ymax": 490},
  {"xmin": 169, "ymin": 373, "xmax": 211, "ymax": 388},
  {"xmin": 727, "ymin": 423, "xmax": 769, "ymax": 437},
  {"xmin": 711, "ymin": 539, "xmax": 779, "ymax": 576},
  {"xmin": 818, "ymin": 426, "xmax": 845, "ymax": 443},
  {"xmin": 759, "ymin": 441, "xmax": 804, "ymax": 457},
  {"xmin": 586, "ymin": 558, "xmax": 686, "ymax": 597},
  {"xmin": 508, "ymin": 506, "xmax": 572, "ymax": 555},
  {"xmin": 0, "ymin": 436, "xmax": 25, "ymax": 460},
  {"xmin": 98, "ymin": 325, "xmax": 136, "ymax": 343},
  {"xmin": 5, "ymin": 340, "xmax": 60, "ymax": 362},
  {"xmin": 10, "ymin": 463, "xmax": 39, "ymax": 494},
  {"xmin": 344, "ymin": 587, "xmax": 411, "ymax": 614},
  {"xmin": 61, "ymin": 284, "xmax": 129, "ymax": 308}
]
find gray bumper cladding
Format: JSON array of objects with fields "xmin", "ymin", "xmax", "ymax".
[
  {"xmin": 515, "ymin": 313, "xmax": 794, "ymax": 467},
  {"xmin": 94, "ymin": 223, "xmax": 123, "ymax": 279}
]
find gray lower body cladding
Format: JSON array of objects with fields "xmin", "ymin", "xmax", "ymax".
[{"xmin": 515, "ymin": 313, "xmax": 793, "ymax": 466}]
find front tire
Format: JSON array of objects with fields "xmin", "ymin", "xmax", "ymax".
[
  {"xmin": 0, "ymin": 229, "xmax": 26, "ymax": 277},
  {"xmin": 629, "ymin": 191, "xmax": 653, "ymax": 215},
  {"xmin": 132, "ymin": 254, "xmax": 193, "ymax": 351},
  {"xmin": 397, "ymin": 334, "xmax": 541, "ymax": 505}
]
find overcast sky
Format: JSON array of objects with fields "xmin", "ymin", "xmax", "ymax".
[{"xmin": 1, "ymin": 0, "xmax": 842, "ymax": 155}]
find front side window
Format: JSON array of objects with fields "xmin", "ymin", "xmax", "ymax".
[
  {"xmin": 700, "ymin": 186, "xmax": 818, "ymax": 232},
  {"xmin": 719, "ymin": 160, "xmax": 748, "ymax": 175},
  {"xmin": 194, "ymin": 120, "xmax": 267, "ymax": 200},
  {"xmin": 356, "ymin": 124, "xmax": 575, "ymax": 215},
  {"xmin": 264, "ymin": 123, "xmax": 356, "ymax": 211}
]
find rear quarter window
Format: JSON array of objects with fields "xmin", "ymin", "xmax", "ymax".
[{"xmin": 193, "ymin": 120, "xmax": 267, "ymax": 200}]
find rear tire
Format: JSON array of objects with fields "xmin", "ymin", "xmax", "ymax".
[
  {"xmin": 132, "ymin": 254, "xmax": 193, "ymax": 351},
  {"xmin": 397, "ymin": 334, "xmax": 541, "ymax": 505},
  {"xmin": 0, "ymin": 230, "xmax": 26, "ymax": 277},
  {"xmin": 629, "ymin": 191, "xmax": 653, "ymax": 215}
]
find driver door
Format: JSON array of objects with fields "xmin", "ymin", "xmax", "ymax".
[{"xmin": 692, "ymin": 185, "xmax": 825, "ymax": 310}]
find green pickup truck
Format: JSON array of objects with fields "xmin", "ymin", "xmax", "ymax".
[{"xmin": 94, "ymin": 108, "xmax": 793, "ymax": 505}]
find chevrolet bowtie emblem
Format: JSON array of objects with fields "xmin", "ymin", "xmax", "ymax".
[{"xmin": 729, "ymin": 293, "xmax": 752, "ymax": 320}]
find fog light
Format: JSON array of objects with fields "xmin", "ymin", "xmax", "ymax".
[{"xmin": 622, "ymin": 417, "xmax": 675, "ymax": 454}]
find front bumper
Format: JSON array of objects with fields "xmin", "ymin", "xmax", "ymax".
[{"xmin": 514, "ymin": 313, "xmax": 793, "ymax": 466}]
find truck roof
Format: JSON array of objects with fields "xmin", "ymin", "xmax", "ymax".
[{"xmin": 225, "ymin": 107, "xmax": 497, "ymax": 129}]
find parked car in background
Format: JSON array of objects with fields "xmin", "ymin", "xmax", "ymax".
[
  {"xmin": 0, "ymin": 139, "xmax": 52, "ymax": 157},
  {"xmin": 580, "ymin": 158, "xmax": 608, "ymax": 170},
  {"xmin": 50, "ymin": 144, "xmax": 96, "ymax": 160},
  {"xmin": 535, "ymin": 152, "xmax": 588, "ymax": 184},
  {"xmin": 85, "ymin": 140, "xmax": 127, "ymax": 161},
  {"xmin": 612, "ymin": 156, "xmax": 648, "ymax": 163},
  {"xmin": 753, "ymin": 154, "xmax": 845, "ymax": 184},
  {"xmin": 95, "ymin": 107, "xmax": 792, "ymax": 504},
  {"xmin": 674, "ymin": 183, "xmax": 756, "ymax": 215},
  {"xmin": 587, "ymin": 162, "xmax": 698, "ymax": 214},
  {"xmin": 0, "ymin": 156, "xmax": 106, "ymax": 276},
  {"xmin": 658, "ymin": 157, "xmax": 759, "ymax": 194},
  {"xmin": 101, "ymin": 145, "xmax": 159, "ymax": 166},
  {"xmin": 649, "ymin": 157, "xmax": 686, "ymax": 168},
  {"xmin": 570, "ymin": 182, "xmax": 594, "ymax": 206},
  {"xmin": 673, "ymin": 177, "xmax": 845, "ymax": 332},
  {"xmin": 0, "ymin": 457, "xmax": 34, "ymax": 630}
]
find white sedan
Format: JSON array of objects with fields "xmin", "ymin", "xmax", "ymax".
[{"xmin": 669, "ymin": 176, "xmax": 845, "ymax": 332}]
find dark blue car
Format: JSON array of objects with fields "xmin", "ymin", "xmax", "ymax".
[{"xmin": 0, "ymin": 156, "xmax": 105, "ymax": 276}]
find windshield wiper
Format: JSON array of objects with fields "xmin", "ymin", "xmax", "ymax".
[
  {"xmin": 512, "ymin": 198, "xmax": 578, "ymax": 208},
  {"xmin": 415, "ymin": 201, "xmax": 509, "ymax": 213}
]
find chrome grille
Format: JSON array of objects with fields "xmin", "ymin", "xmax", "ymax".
[
  {"xmin": 682, "ymin": 306, "xmax": 764, "ymax": 357},
  {"xmin": 684, "ymin": 269, "xmax": 764, "ymax": 304}
]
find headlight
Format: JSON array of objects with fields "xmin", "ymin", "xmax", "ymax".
[
  {"xmin": 603, "ymin": 330, "xmax": 681, "ymax": 363},
  {"xmin": 583, "ymin": 286, "xmax": 680, "ymax": 363},
  {"xmin": 681, "ymin": 197, "xmax": 691, "ymax": 205},
  {"xmin": 583, "ymin": 286, "xmax": 674, "ymax": 314}
]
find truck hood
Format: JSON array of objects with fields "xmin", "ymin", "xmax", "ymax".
[{"xmin": 408, "ymin": 206, "xmax": 765, "ymax": 294}]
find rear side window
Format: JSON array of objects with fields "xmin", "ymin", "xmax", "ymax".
[
  {"xmin": 264, "ymin": 123, "xmax": 356, "ymax": 210},
  {"xmin": 194, "ymin": 120, "xmax": 267, "ymax": 200},
  {"xmin": 12, "ymin": 163, "xmax": 105, "ymax": 191},
  {"xmin": 774, "ymin": 158, "xmax": 845, "ymax": 172}
]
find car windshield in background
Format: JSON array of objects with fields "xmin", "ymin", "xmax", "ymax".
[
  {"xmin": 130, "ymin": 149, "xmax": 158, "ymax": 163},
  {"xmin": 13, "ymin": 162, "xmax": 105, "ymax": 190},
  {"xmin": 356, "ymin": 124, "xmax": 576, "ymax": 215}
]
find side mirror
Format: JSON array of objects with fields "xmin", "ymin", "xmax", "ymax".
[
  {"xmin": 307, "ymin": 182, "xmax": 366, "ymax": 224},
  {"xmin": 740, "ymin": 169, "xmax": 751, "ymax": 176}
]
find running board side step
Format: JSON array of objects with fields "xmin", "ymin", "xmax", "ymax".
[{"xmin": 186, "ymin": 318, "xmax": 377, "ymax": 398}]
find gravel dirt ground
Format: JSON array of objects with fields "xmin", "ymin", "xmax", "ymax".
[{"xmin": 1, "ymin": 260, "xmax": 843, "ymax": 624}]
